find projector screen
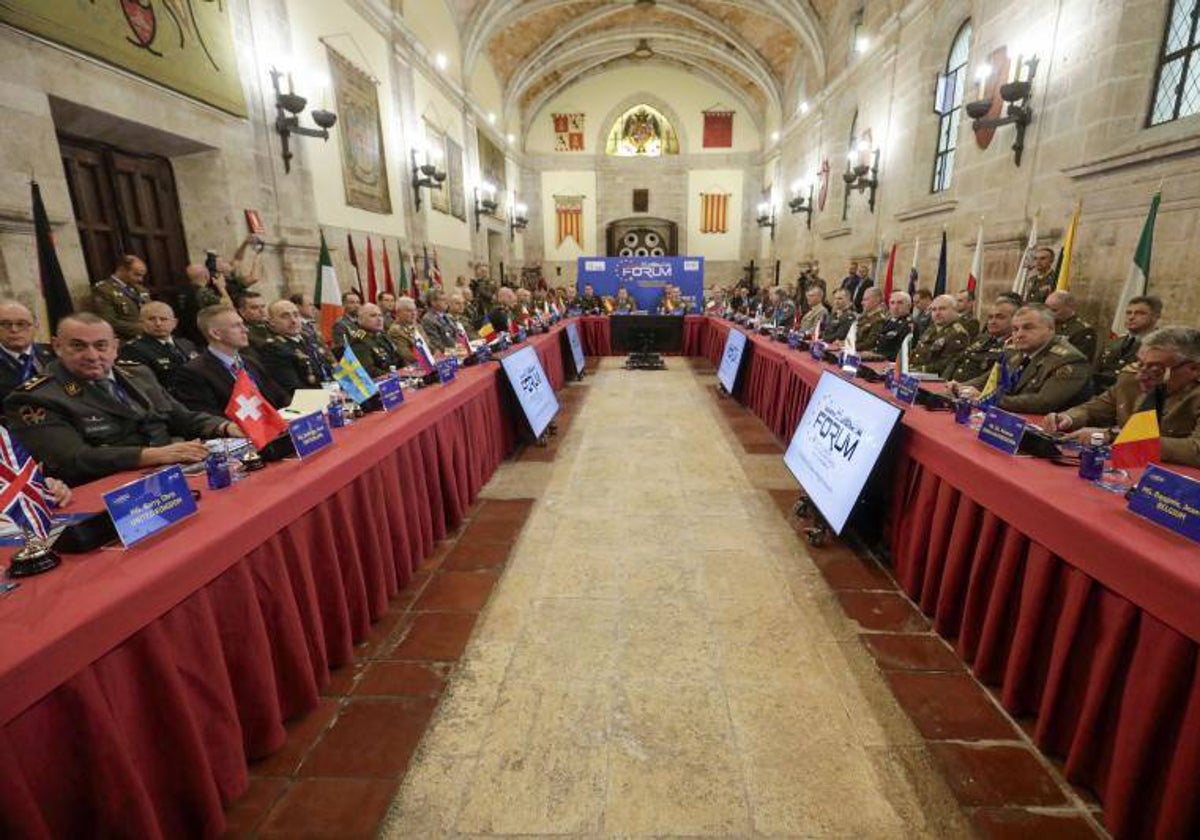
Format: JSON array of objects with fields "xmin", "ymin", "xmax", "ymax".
[
  {"xmin": 717, "ymin": 328, "xmax": 747, "ymax": 393},
  {"xmin": 784, "ymin": 371, "xmax": 903, "ymax": 534},
  {"xmin": 500, "ymin": 345, "xmax": 560, "ymax": 438},
  {"xmin": 565, "ymin": 321, "xmax": 586, "ymax": 376}
]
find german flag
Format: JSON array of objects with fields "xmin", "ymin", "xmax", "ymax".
[{"xmin": 1110, "ymin": 408, "xmax": 1161, "ymax": 469}]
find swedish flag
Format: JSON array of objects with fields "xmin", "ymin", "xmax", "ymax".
[{"xmin": 334, "ymin": 341, "xmax": 379, "ymax": 404}]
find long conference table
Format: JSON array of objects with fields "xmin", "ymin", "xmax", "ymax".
[
  {"xmin": 3, "ymin": 316, "xmax": 1197, "ymax": 839},
  {"xmin": 0, "ymin": 324, "xmax": 570, "ymax": 838}
]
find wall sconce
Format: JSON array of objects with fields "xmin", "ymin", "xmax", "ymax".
[
  {"xmin": 410, "ymin": 145, "xmax": 446, "ymax": 212},
  {"xmin": 964, "ymin": 55, "xmax": 1038, "ymax": 166},
  {"xmin": 842, "ymin": 140, "xmax": 879, "ymax": 212},
  {"xmin": 510, "ymin": 201, "xmax": 529, "ymax": 240},
  {"xmin": 788, "ymin": 178, "xmax": 814, "ymax": 228},
  {"xmin": 756, "ymin": 202, "xmax": 776, "ymax": 239},
  {"xmin": 269, "ymin": 68, "xmax": 337, "ymax": 174},
  {"xmin": 474, "ymin": 181, "xmax": 498, "ymax": 230}
]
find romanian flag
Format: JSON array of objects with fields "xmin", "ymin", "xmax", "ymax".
[
  {"xmin": 1111, "ymin": 408, "xmax": 1161, "ymax": 469},
  {"xmin": 315, "ymin": 232, "xmax": 343, "ymax": 346},
  {"xmin": 478, "ymin": 318, "xmax": 496, "ymax": 339}
]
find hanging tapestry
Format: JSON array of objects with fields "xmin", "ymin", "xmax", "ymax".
[
  {"xmin": 552, "ymin": 113, "xmax": 585, "ymax": 151},
  {"xmin": 329, "ymin": 47, "xmax": 391, "ymax": 214},
  {"xmin": 555, "ymin": 195, "xmax": 584, "ymax": 247},
  {"xmin": 702, "ymin": 110, "xmax": 734, "ymax": 148},
  {"xmin": 699, "ymin": 192, "xmax": 730, "ymax": 234}
]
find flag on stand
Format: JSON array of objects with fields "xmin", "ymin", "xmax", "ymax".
[
  {"xmin": 896, "ymin": 334, "xmax": 912, "ymax": 383},
  {"xmin": 455, "ymin": 321, "xmax": 472, "ymax": 353},
  {"xmin": 882, "ymin": 242, "xmax": 898, "ymax": 300},
  {"xmin": 976, "ymin": 357, "xmax": 1012, "ymax": 408},
  {"xmin": 968, "ymin": 222, "xmax": 984, "ymax": 316},
  {"xmin": 0, "ymin": 426, "xmax": 53, "ymax": 540},
  {"xmin": 30, "ymin": 181, "xmax": 74, "ymax": 332},
  {"xmin": 333, "ymin": 341, "xmax": 379, "ymax": 404},
  {"xmin": 412, "ymin": 331, "xmax": 437, "ymax": 373},
  {"xmin": 397, "ymin": 245, "xmax": 409, "ymax": 297},
  {"xmin": 225, "ymin": 369, "xmax": 288, "ymax": 450},
  {"xmin": 872, "ymin": 239, "xmax": 886, "ymax": 287},
  {"xmin": 478, "ymin": 318, "xmax": 496, "ymax": 340},
  {"xmin": 346, "ymin": 233, "xmax": 361, "ymax": 295},
  {"xmin": 1111, "ymin": 406, "xmax": 1161, "ymax": 469},
  {"xmin": 1111, "ymin": 192, "xmax": 1161, "ymax": 337},
  {"xmin": 431, "ymin": 247, "xmax": 444, "ymax": 287},
  {"xmin": 603, "ymin": 297, "xmax": 614, "ymax": 314},
  {"xmin": 382, "ymin": 241, "xmax": 395, "ymax": 296},
  {"xmin": 844, "ymin": 321, "xmax": 858, "ymax": 355},
  {"xmin": 1055, "ymin": 202, "xmax": 1082, "ymax": 292},
  {"xmin": 908, "ymin": 237, "xmax": 920, "ymax": 296},
  {"xmin": 315, "ymin": 232, "xmax": 343, "ymax": 346},
  {"xmin": 933, "ymin": 230, "xmax": 948, "ymax": 296},
  {"xmin": 1012, "ymin": 214, "xmax": 1038, "ymax": 296},
  {"xmin": 422, "ymin": 245, "xmax": 431, "ymax": 289},
  {"xmin": 365, "ymin": 237, "xmax": 378, "ymax": 302}
]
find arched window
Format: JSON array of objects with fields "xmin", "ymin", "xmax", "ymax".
[
  {"xmin": 1149, "ymin": 0, "xmax": 1200, "ymax": 125},
  {"xmin": 932, "ymin": 22, "xmax": 972, "ymax": 193},
  {"xmin": 605, "ymin": 105, "xmax": 680, "ymax": 156}
]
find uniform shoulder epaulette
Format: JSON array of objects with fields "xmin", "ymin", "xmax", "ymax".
[
  {"xmin": 116, "ymin": 358, "xmax": 143, "ymax": 366},
  {"xmin": 350, "ymin": 329, "xmax": 367, "ymax": 340},
  {"xmin": 18, "ymin": 375, "xmax": 48, "ymax": 391},
  {"xmin": 1049, "ymin": 344, "xmax": 1071, "ymax": 356}
]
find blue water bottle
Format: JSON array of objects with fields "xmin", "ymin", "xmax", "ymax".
[
  {"xmin": 205, "ymin": 451, "xmax": 232, "ymax": 490},
  {"xmin": 1078, "ymin": 432, "xmax": 1107, "ymax": 482}
]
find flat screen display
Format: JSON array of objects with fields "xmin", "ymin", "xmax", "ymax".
[
  {"xmin": 717, "ymin": 328, "xmax": 748, "ymax": 393},
  {"xmin": 500, "ymin": 345, "xmax": 560, "ymax": 438},
  {"xmin": 783, "ymin": 371, "xmax": 903, "ymax": 534},
  {"xmin": 565, "ymin": 321, "xmax": 586, "ymax": 376}
]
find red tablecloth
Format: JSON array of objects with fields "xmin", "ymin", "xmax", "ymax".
[
  {"xmin": 698, "ymin": 318, "xmax": 1200, "ymax": 840},
  {"xmin": 0, "ymin": 324, "xmax": 571, "ymax": 839}
]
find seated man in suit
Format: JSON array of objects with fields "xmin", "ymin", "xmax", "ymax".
[
  {"xmin": 173, "ymin": 304, "xmax": 288, "ymax": 415},
  {"xmin": 487, "ymin": 286, "xmax": 518, "ymax": 333},
  {"xmin": 420, "ymin": 288, "xmax": 459, "ymax": 352},
  {"xmin": 4, "ymin": 313, "xmax": 242, "ymax": 486},
  {"xmin": 0, "ymin": 300, "xmax": 55, "ymax": 402},
  {"xmin": 118, "ymin": 301, "xmax": 199, "ymax": 393}
]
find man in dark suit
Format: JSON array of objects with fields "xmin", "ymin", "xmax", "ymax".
[
  {"xmin": 118, "ymin": 301, "xmax": 199, "ymax": 393},
  {"xmin": 841, "ymin": 261, "xmax": 873, "ymax": 312},
  {"xmin": 0, "ymin": 300, "xmax": 55, "ymax": 403},
  {"xmin": 173, "ymin": 304, "xmax": 288, "ymax": 415},
  {"xmin": 421, "ymin": 288, "xmax": 460, "ymax": 352}
]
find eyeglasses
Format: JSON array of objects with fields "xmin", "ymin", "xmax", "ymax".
[{"xmin": 0, "ymin": 321, "xmax": 33, "ymax": 330}]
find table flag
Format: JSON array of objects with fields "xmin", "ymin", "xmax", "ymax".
[
  {"xmin": 1111, "ymin": 408, "xmax": 1161, "ymax": 469},
  {"xmin": 333, "ymin": 341, "xmax": 379, "ymax": 404}
]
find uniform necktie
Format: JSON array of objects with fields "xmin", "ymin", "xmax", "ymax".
[{"xmin": 97, "ymin": 378, "xmax": 130, "ymax": 406}]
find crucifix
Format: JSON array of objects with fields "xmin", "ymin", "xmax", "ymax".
[{"xmin": 743, "ymin": 259, "xmax": 759, "ymax": 290}]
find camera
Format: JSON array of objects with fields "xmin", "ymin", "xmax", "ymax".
[{"xmin": 204, "ymin": 249, "xmax": 219, "ymax": 276}]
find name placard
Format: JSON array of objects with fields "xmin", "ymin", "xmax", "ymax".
[
  {"xmin": 787, "ymin": 331, "xmax": 801, "ymax": 349},
  {"xmin": 102, "ymin": 465, "xmax": 198, "ymax": 548},
  {"xmin": 378, "ymin": 374, "xmax": 404, "ymax": 411},
  {"xmin": 475, "ymin": 344, "xmax": 493, "ymax": 363},
  {"xmin": 894, "ymin": 374, "xmax": 920, "ymax": 405},
  {"xmin": 436, "ymin": 358, "xmax": 457, "ymax": 384},
  {"xmin": 840, "ymin": 353, "xmax": 861, "ymax": 376},
  {"xmin": 1127, "ymin": 465, "xmax": 1200, "ymax": 544},
  {"xmin": 809, "ymin": 340, "xmax": 827, "ymax": 361},
  {"xmin": 977, "ymin": 407, "xmax": 1027, "ymax": 455},
  {"xmin": 288, "ymin": 411, "xmax": 334, "ymax": 458}
]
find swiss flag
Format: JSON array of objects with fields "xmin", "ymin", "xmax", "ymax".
[{"xmin": 225, "ymin": 369, "xmax": 288, "ymax": 450}]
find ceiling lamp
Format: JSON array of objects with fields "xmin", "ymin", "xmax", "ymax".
[{"xmin": 631, "ymin": 38, "xmax": 654, "ymax": 59}]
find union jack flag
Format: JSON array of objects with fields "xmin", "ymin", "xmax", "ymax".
[{"xmin": 0, "ymin": 427, "xmax": 53, "ymax": 540}]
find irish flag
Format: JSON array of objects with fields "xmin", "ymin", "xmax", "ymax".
[
  {"xmin": 315, "ymin": 231, "xmax": 343, "ymax": 345},
  {"xmin": 1055, "ymin": 202, "xmax": 1082, "ymax": 292},
  {"xmin": 1110, "ymin": 193, "xmax": 1161, "ymax": 336},
  {"xmin": 1111, "ymin": 407, "xmax": 1161, "ymax": 469}
]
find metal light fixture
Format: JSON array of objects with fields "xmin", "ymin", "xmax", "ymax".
[
  {"xmin": 411, "ymin": 143, "xmax": 447, "ymax": 212},
  {"xmin": 474, "ymin": 181, "xmax": 498, "ymax": 230},
  {"xmin": 631, "ymin": 38, "xmax": 654, "ymax": 59},
  {"xmin": 756, "ymin": 202, "xmax": 776, "ymax": 239},
  {"xmin": 510, "ymin": 200, "xmax": 529, "ymax": 240},
  {"xmin": 842, "ymin": 140, "xmax": 879, "ymax": 212},
  {"xmin": 964, "ymin": 55, "xmax": 1039, "ymax": 166},
  {"xmin": 788, "ymin": 177, "xmax": 815, "ymax": 228},
  {"xmin": 270, "ymin": 68, "xmax": 337, "ymax": 174}
]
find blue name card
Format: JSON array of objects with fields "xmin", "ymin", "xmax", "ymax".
[
  {"xmin": 809, "ymin": 340, "xmax": 827, "ymax": 361},
  {"xmin": 436, "ymin": 358, "xmax": 457, "ymax": 384},
  {"xmin": 787, "ymin": 331, "xmax": 801, "ymax": 350},
  {"xmin": 515, "ymin": 327, "xmax": 527, "ymax": 343},
  {"xmin": 894, "ymin": 374, "xmax": 921, "ymax": 405},
  {"xmin": 378, "ymin": 374, "xmax": 404, "ymax": 411},
  {"xmin": 475, "ymin": 344, "xmax": 493, "ymax": 363},
  {"xmin": 840, "ymin": 353, "xmax": 861, "ymax": 376},
  {"xmin": 977, "ymin": 407, "xmax": 1027, "ymax": 455},
  {"xmin": 288, "ymin": 411, "xmax": 334, "ymax": 459},
  {"xmin": 1127, "ymin": 465, "xmax": 1200, "ymax": 544},
  {"xmin": 103, "ymin": 465, "xmax": 198, "ymax": 548}
]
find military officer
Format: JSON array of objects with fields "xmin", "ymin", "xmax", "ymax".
[
  {"xmin": 174, "ymin": 305, "xmax": 288, "ymax": 414},
  {"xmin": 447, "ymin": 292, "xmax": 477, "ymax": 344},
  {"xmin": 943, "ymin": 299, "xmax": 1017, "ymax": 382},
  {"xmin": 1022, "ymin": 247, "xmax": 1058, "ymax": 303},
  {"xmin": 911, "ymin": 288, "xmax": 934, "ymax": 342},
  {"xmin": 574, "ymin": 283, "xmax": 603, "ymax": 313},
  {"xmin": 486, "ymin": 287, "xmax": 519, "ymax": 333},
  {"xmin": 908, "ymin": 294, "xmax": 971, "ymax": 374},
  {"xmin": 956, "ymin": 304, "xmax": 1091, "ymax": 413},
  {"xmin": 236, "ymin": 291, "xmax": 274, "ymax": 350},
  {"xmin": 118, "ymin": 301, "xmax": 199, "ymax": 393},
  {"xmin": 1094, "ymin": 295, "xmax": 1163, "ymax": 390},
  {"xmin": 350, "ymin": 303, "xmax": 403, "ymax": 377},
  {"xmin": 4, "ymin": 312, "xmax": 242, "ymax": 486},
  {"xmin": 798, "ymin": 286, "xmax": 828, "ymax": 335},
  {"xmin": 387, "ymin": 297, "xmax": 436, "ymax": 367},
  {"xmin": 613, "ymin": 287, "xmax": 637, "ymax": 313},
  {"xmin": 89, "ymin": 255, "xmax": 151, "ymax": 340},
  {"xmin": 855, "ymin": 288, "xmax": 887, "ymax": 353},
  {"xmin": 257, "ymin": 299, "xmax": 330, "ymax": 400},
  {"xmin": 331, "ymin": 290, "xmax": 363, "ymax": 350},
  {"xmin": 1044, "ymin": 326, "xmax": 1200, "ymax": 467},
  {"xmin": 766, "ymin": 287, "xmax": 796, "ymax": 329},
  {"xmin": 955, "ymin": 289, "xmax": 981, "ymax": 338},
  {"xmin": 822, "ymin": 289, "xmax": 857, "ymax": 342},
  {"xmin": 0, "ymin": 300, "xmax": 56, "ymax": 402},
  {"xmin": 868, "ymin": 291, "xmax": 914, "ymax": 361},
  {"xmin": 1046, "ymin": 290, "xmax": 1098, "ymax": 361}
]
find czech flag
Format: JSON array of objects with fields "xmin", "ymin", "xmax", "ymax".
[{"xmin": 1110, "ymin": 408, "xmax": 1161, "ymax": 469}]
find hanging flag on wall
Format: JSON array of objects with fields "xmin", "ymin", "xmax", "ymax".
[
  {"xmin": 552, "ymin": 113, "xmax": 585, "ymax": 151},
  {"xmin": 702, "ymin": 110, "xmax": 734, "ymax": 148},
  {"xmin": 555, "ymin": 195, "xmax": 584, "ymax": 247},
  {"xmin": 699, "ymin": 192, "xmax": 730, "ymax": 234}
]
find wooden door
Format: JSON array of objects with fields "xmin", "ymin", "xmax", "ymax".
[{"xmin": 58, "ymin": 136, "xmax": 189, "ymax": 299}]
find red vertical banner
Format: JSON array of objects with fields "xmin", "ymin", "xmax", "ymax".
[
  {"xmin": 702, "ymin": 111, "xmax": 734, "ymax": 148},
  {"xmin": 555, "ymin": 196, "xmax": 584, "ymax": 247}
]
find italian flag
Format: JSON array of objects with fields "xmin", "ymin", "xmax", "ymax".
[
  {"xmin": 1111, "ymin": 192, "xmax": 1160, "ymax": 336},
  {"xmin": 1111, "ymin": 407, "xmax": 1161, "ymax": 469},
  {"xmin": 1054, "ymin": 202, "xmax": 1082, "ymax": 292},
  {"xmin": 315, "ymin": 231, "xmax": 343, "ymax": 345},
  {"xmin": 967, "ymin": 222, "xmax": 983, "ymax": 317}
]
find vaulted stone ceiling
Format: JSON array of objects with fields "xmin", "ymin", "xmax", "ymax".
[{"xmin": 445, "ymin": 0, "xmax": 827, "ymax": 132}]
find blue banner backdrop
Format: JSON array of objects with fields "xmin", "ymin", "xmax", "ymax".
[{"xmin": 576, "ymin": 257, "xmax": 705, "ymax": 311}]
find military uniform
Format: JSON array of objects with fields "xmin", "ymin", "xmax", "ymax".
[
  {"xmin": 771, "ymin": 300, "xmax": 797, "ymax": 329},
  {"xmin": 349, "ymin": 328, "xmax": 402, "ymax": 377},
  {"xmin": 89, "ymin": 276, "xmax": 150, "ymax": 340},
  {"xmin": 872, "ymin": 316, "xmax": 913, "ymax": 360},
  {"xmin": 798, "ymin": 303, "xmax": 828, "ymax": 336},
  {"xmin": 420, "ymin": 311, "xmax": 459, "ymax": 352},
  {"xmin": 1056, "ymin": 314, "xmax": 1097, "ymax": 362},
  {"xmin": 4, "ymin": 359, "xmax": 231, "ymax": 486},
  {"xmin": 1065, "ymin": 374, "xmax": 1200, "ymax": 468},
  {"xmin": 1024, "ymin": 270, "xmax": 1057, "ymax": 303},
  {"xmin": 613, "ymin": 296, "xmax": 637, "ymax": 313},
  {"xmin": 452, "ymin": 314, "xmax": 477, "ymax": 342},
  {"xmin": 118, "ymin": 335, "xmax": 199, "ymax": 393},
  {"xmin": 331, "ymin": 314, "xmax": 358, "ymax": 351},
  {"xmin": 966, "ymin": 336, "xmax": 1090, "ymax": 414},
  {"xmin": 823, "ymin": 308, "xmax": 856, "ymax": 342},
  {"xmin": 1094, "ymin": 333, "xmax": 1143, "ymax": 391},
  {"xmin": 258, "ymin": 333, "xmax": 327, "ymax": 400},
  {"xmin": 855, "ymin": 308, "xmax": 887, "ymax": 352},
  {"xmin": 0, "ymin": 343, "xmax": 55, "ymax": 402},
  {"xmin": 246, "ymin": 321, "xmax": 274, "ymax": 351},
  {"xmin": 908, "ymin": 321, "xmax": 971, "ymax": 374},
  {"xmin": 941, "ymin": 332, "xmax": 1007, "ymax": 382},
  {"xmin": 959, "ymin": 315, "xmax": 981, "ymax": 338},
  {"xmin": 575, "ymin": 294, "xmax": 603, "ymax": 312},
  {"xmin": 386, "ymin": 322, "xmax": 435, "ymax": 367},
  {"xmin": 911, "ymin": 308, "xmax": 933, "ymax": 343}
]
